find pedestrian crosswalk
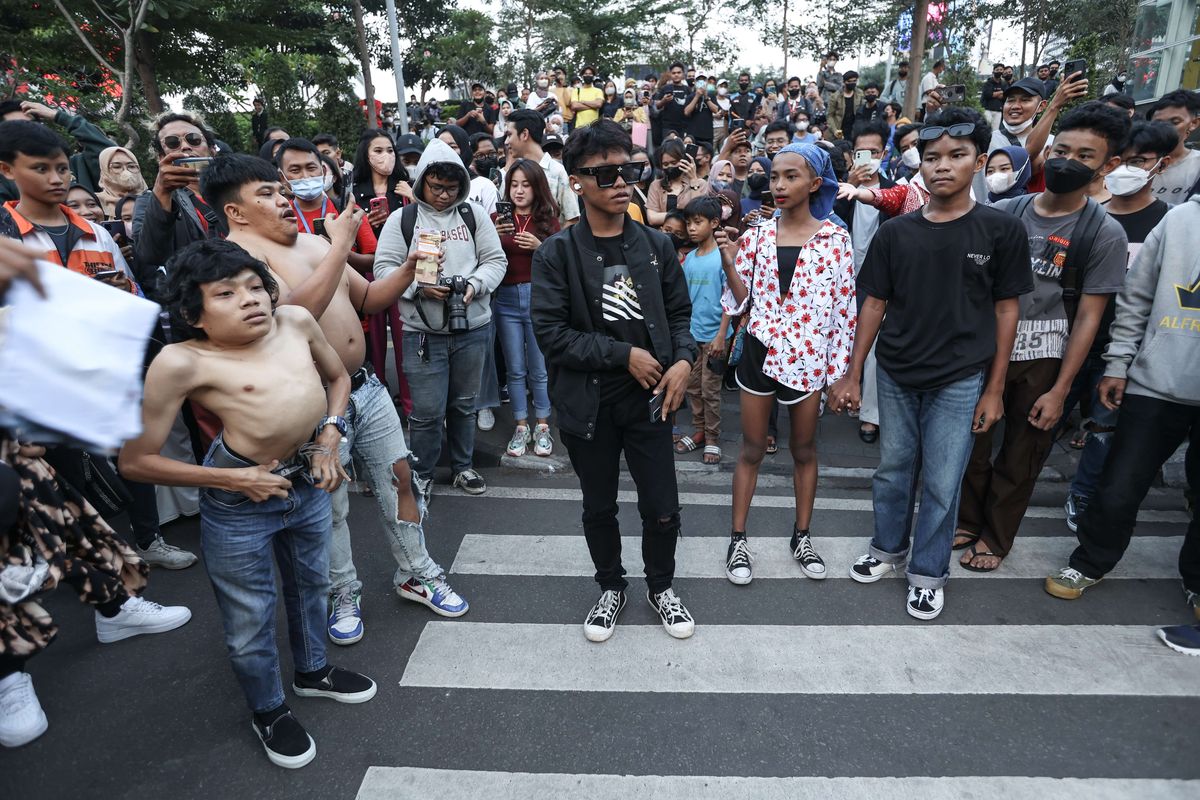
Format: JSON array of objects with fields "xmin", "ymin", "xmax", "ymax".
[{"xmin": 358, "ymin": 476, "xmax": 1199, "ymax": 798}]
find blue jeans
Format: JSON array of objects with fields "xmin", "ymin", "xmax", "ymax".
[
  {"xmin": 329, "ymin": 374, "xmax": 441, "ymax": 595},
  {"xmin": 1066, "ymin": 355, "xmax": 1120, "ymax": 501},
  {"xmin": 402, "ymin": 323, "xmax": 491, "ymax": 479},
  {"xmin": 870, "ymin": 368, "xmax": 984, "ymax": 589},
  {"xmin": 494, "ymin": 283, "xmax": 551, "ymax": 421},
  {"xmin": 199, "ymin": 460, "xmax": 330, "ymax": 714}
]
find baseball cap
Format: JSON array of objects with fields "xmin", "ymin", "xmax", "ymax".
[
  {"xmin": 543, "ymin": 133, "xmax": 565, "ymax": 151},
  {"xmin": 395, "ymin": 133, "xmax": 424, "ymax": 156},
  {"xmin": 1005, "ymin": 77, "xmax": 1046, "ymax": 99}
]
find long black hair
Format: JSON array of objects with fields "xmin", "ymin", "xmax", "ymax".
[{"xmin": 165, "ymin": 239, "xmax": 279, "ymax": 340}]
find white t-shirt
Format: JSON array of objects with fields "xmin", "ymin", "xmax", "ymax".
[
  {"xmin": 469, "ymin": 175, "xmax": 498, "ymax": 216},
  {"xmin": 919, "ymin": 71, "xmax": 940, "ymax": 99},
  {"xmin": 539, "ymin": 152, "xmax": 580, "ymax": 223},
  {"xmin": 1151, "ymin": 148, "xmax": 1200, "ymax": 205},
  {"xmin": 851, "ymin": 183, "xmax": 881, "ymax": 274}
]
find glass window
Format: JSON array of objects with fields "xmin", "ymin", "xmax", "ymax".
[
  {"xmin": 1135, "ymin": 0, "xmax": 1176, "ymax": 50},
  {"xmin": 1130, "ymin": 51, "xmax": 1165, "ymax": 101}
]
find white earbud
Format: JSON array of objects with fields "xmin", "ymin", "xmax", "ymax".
[{"xmin": 573, "ymin": 183, "xmax": 582, "ymax": 191}]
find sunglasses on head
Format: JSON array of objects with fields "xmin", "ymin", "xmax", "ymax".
[
  {"xmin": 161, "ymin": 132, "xmax": 205, "ymax": 150},
  {"xmin": 574, "ymin": 161, "xmax": 642, "ymax": 188},
  {"xmin": 918, "ymin": 122, "xmax": 977, "ymax": 141}
]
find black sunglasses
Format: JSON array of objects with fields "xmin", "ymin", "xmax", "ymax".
[
  {"xmin": 574, "ymin": 162, "xmax": 642, "ymax": 188},
  {"xmin": 918, "ymin": 122, "xmax": 977, "ymax": 141},
  {"xmin": 161, "ymin": 132, "xmax": 205, "ymax": 150}
]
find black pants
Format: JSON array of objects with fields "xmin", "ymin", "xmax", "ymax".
[
  {"xmin": 1070, "ymin": 393, "xmax": 1200, "ymax": 590},
  {"xmin": 562, "ymin": 391, "xmax": 680, "ymax": 594}
]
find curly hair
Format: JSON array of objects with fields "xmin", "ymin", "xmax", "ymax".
[{"xmin": 165, "ymin": 239, "xmax": 278, "ymax": 340}]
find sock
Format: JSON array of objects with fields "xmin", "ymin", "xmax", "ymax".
[
  {"xmin": 254, "ymin": 702, "xmax": 290, "ymax": 727},
  {"xmin": 95, "ymin": 594, "xmax": 127, "ymax": 618},
  {"xmin": 296, "ymin": 664, "xmax": 333, "ymax": 684}
]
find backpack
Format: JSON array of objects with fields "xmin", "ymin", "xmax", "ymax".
[{"xmin": 1007, "ymin": 194, "xmax": 1106, "ymax": 331}]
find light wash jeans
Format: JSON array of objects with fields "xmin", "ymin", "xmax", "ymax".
[
  {"xmin": 869, "ymin": 368, "xmax": 984, "ymax": 589},
  {"xmin": 329, "ymin": 374, "xmax": 441, "ymax": 595},
  {"xmin": 860, "ymin": 344, "xmax": 880, "ymax": 427},
  {"xmin": 402, "ymin": 323, "xmax": 491, "ymax": 479},
  {"xmin": 493, "ymin": 283, "xmax": 551, "ymax": 421},
  {"xmin": 200, "ymin": 464, "xmax": 330, "ymax": 714}
]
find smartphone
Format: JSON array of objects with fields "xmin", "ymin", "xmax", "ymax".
[
  {"xmin": 666, "ymin": 194, "xmax": 678, "ymax": 212},
  {"xmin": 100, "ymin": 219, "xmax": 127, "ymax": 244},
  {"xmin": 685, "ymin": 142, "xmax": 699, "ymax": 160},
  {"xmin": 313, "ymin": 218, "xmax": 328, "ymax": 240},
  {"xmin": 854, "ymin": 149, "xmax": 872, "ymax": 168},
  {"xmin": 369, "ymin": 196, "xmax": 388, "ymax": 215},
  {"xmin": 760, "ymin": 190, "xmax": 775, "ymax": 208},
  {"xmin": 93, "ymin": 269, "xmax": 123, "ymax": 282},
  {"xmin": 175, "ymin": 156, "xmax": 213, "ymax": 171},
  {"xmin": 1064, "ymin": 58, "xmax": 1087, "ymax": 82},
  {"xmin": 495, "ymin": 200, "xmax": 514, "ymax": 228},
  {"xmin": 942, "ymin": 84, "xmax": 966, "ymax": 104},
  {"xmin": 730, "ymin": 118, "xmax": 746, "ymax": 131},
  {"xmin": 648, "ymin": 392, "xmax": 666, "ymax": 422}
]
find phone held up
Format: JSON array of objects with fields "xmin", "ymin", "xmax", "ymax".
[
  {"xmin": 175, "ymin": 156, "xmax": 214, "ymax": 172},
  {"xmin": 853, "ymin": 149, "xmax": 873, "ymax": 168},
  {"xmin": 100, "ymin": 219, "xmax": 127, "ymax": 245},
  {"xmin": 495, "ymin": 200, "xmax": 515, "ymax": 229},
  {"xmin": 1064, "ymin": 59, "xmax": 1087, "ymax": 82}
]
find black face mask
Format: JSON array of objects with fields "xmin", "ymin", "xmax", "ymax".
[
  {"xmin": 582, "ymin": 75, "xmax": 594, "ymax": 84},
  {"xmin": 845, "ymin": 83, "xmax": 858, "ymax": 92},
  {"xmin": 865, "ymin": 94, "xmax": 877, "ymax": 103},
  {"xmin": 899, "ymin": 70, "xmax": 909, "ymax": 77},
  {"xmin": 668, "ymin": 234, "xmax": 690, "ymax": 251},
  {"xmin": 665, "ymin": 165, "xmax": 683, "ymax": 180},
  {"xmin": 747, "ymin": 172, "xmax": 769, "ymax": 192},
  {"xmin": 738, "ymin": 82, "xmax": 750, "ymax": 91},
  {"xmin": 788, "ymin": 87, "xmax": 801, "ymax": 98},
  {"xmin": 687, "ymin": 78, "xmax": 695, "ymax": 86},
  {"xmin": 1043, "ymin": 158, "xmax": 1096, "ymax": 194},
  {"xmin": 994, "ymin": 73, "xmax": 1003, "ymax": 79},
  {"xmin": 474, "ymin": 155, "xmax": 498, "ymax": 175},
  {"xmin": 474, "ymin": 97, "xmax": 484, "ymax": 105}
]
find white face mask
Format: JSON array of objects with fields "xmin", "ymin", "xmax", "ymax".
[
  {"xmin": 537, "ymin": 79, "xmax": 549, "ymax": 89},
  {"xmin": 812, "ymin": 130, "xmax": 822, "ymax": 141},
  {"xmin": 867, "ymin": 158, "xmax": 883, "ymax": 175},
  {"xmin": 986, "ymin": 171, "xmax": 1018, "ymax": 194},
  {"xmin": 717, "ymin": 86, "xmax": 727, "ymax": 96},
  {"xmin": 1002, "ymin": 116, "xmax": 1035, "ymax": 135},
  {"xmin": 289, "ymin": 176, "xmax": 326, "ymax": 202},
  {"xmin": 1104, "ymin": 162, "xmax": 1158, "ymax": 196},
  {"xmin": 323, "ymin": 168, "xmax": 335, "ymax": 192},
  {"xmin": 796, "ymin": 121, "xmax": 809, "ymax": 131},
  {"xmin": 901, "ymin": 147, "xmax": 920, "ymax": 168},
  {"xmin": 605, "ymin": 87, "xmax": 615, "ymax": 96}
]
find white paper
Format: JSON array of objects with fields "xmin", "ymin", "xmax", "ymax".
[{"xmin": 0, "ymin": 260, "xmax": 161, "ymax": 451}]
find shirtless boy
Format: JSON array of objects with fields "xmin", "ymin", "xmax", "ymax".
[
  {"xmin": 120, "ymin": 240, "xmax": 376, "ymax": 769},
  {"xmin": 201, "ymin": 154, "xmax": 468, "ymax": 647}
]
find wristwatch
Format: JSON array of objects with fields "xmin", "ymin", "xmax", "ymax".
[{"xmin": 319, "ymin": 415, "xmax": 348, "ymax": 437}]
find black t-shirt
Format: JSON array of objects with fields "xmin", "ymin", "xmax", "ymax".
[
  {"xmin": 37, "ymin": 222, "xmax": 71, "ymax": 265},
  {"xmin": 1091, "ymin": 199, "xmax": 1171, "ymax": 356},
  {"xmin": 656, "ymin": 84, "xmax": 689, "ymax": 130},
  {"xmin": 731, "ymin": 91, "xmax": 760, "ymax": 121},
  {"xmin": 858, "ymin": 204, "xmax": 1034, "ymax": 389},
  {"xmin": 594, "ymin": 234, "xmax": 653, "ymax": 402},
  {"xmin": 457, "ymin": 101, "xmax": 497, "ymax": 137},
  {"xmin": 688, "ymin": 94, "xmax": 714, "ymax": 141},
  {"xmin": 776, "ymin": 245, "xmax": 802, "ymax": 298}
]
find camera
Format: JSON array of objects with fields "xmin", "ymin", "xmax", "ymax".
[{"xmin": 439, "ymin": 274, "xmax": 470, "ymax": 333}]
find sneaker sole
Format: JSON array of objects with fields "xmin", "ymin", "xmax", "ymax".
[
  {"xmin": 725, "ymin": 569, "xmax": 753, "ymax": 585},
  {"xmin": 584, "ymin": 623, "xmax": 617, "ymax": 643},
  {"xmin": 96, "ymin": 609, "xmax": 192, "ymax": 643},
  {"xmin": 328, "ymin": 628, "xmax": 364, "ymax": 646},
  {"xmin": 253, "ymin": 723, "xmax": 316, "ymax": 769},
  {"xmin": 454, "ymin": 484, "xmax": 487, "ymax": 495},
  {"xmin": 906, "ymin": 602, "xmax": 943, "ymax": 621},
  {"xmin": 798, "ymin": 561, "xmax": 827, "ymax": 580},
  {"xmin": 1157, "ymin": 629, "xmax": 1200, "ymax": 656},
  {"xmin": 1043, "ymin": 577, "xmax": 1097, "ymax": 600},
  {"xmin": 0, "ymin": 712, "xmax": 48, "ymax": 748},
  {"xmin": 396, "ymin": 588, "xmax": 470, "ymax": 618},
  {"xmin": 291, "ymin": 681, "xmax": 377, "ymax": 704}
]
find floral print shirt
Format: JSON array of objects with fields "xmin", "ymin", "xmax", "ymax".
[{"xmin": 721, "ymin": 218, "xmax": 857, "ymax": 392}]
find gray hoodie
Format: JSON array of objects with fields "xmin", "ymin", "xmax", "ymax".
[
  {"xmin": 373, "ymin": 138, "xmax": 506, "ymax": 334},
  {"xmin": 1103, "ymin": 194, "xmax": 1200, "ymax": 406}
]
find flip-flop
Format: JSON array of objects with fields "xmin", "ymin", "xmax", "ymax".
[
  {"xmin": 765, "ymin": 437, "xmax": 778, "ymax": 455},
  {"xmin": 960, "ymin": 543, "xmax": 1002, "ymax": 572},
  {"xmin": 703, "ymin": 445, "xmax": 721, "ymax": 464},
  {"xmin": 952, "ymin": 528, "xmax": 980, "ymax": 551},
  {"xmin": 675, "ymin": 435, "xmax": 701, "ymax": 453}
]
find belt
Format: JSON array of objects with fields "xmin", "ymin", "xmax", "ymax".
[
  {"xmin": 350, "ymin": 363, "xmax": 374, "ymax": 392},
  {"xmin": 208, "ymin": 435, "xmax": 311, "ymax": 485}
]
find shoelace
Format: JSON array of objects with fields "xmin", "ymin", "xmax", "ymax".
[
  {"xmin": 125, "ymin": 597, "xmax": 163, "ymax": 614},
  {"xmin": 0, "ymin": 676, "xmax": 35, "ymax": 715},
  {"xmin": 331, "ymin": 592, "xmax": 358, "ymax": 622},
  {"xmin": 431, "ymin": 576, "xmax": 459, "ymax": 601},
  {"xmin": 857, "ymin": 555, "xmax": 881, "ymax": 567},
  {"xmin": 914, "ymin": 588, "xmax": 937, "ymax": 608},
  {"xmin": 148, "ymin": 536, "xmax": 183, "ymax": 553},
  {"xmin": 1059, "ymin": 568, "xmax": 1085, "ymax": 582},
  {"xmin": 534, "ymin": 428, "xmax": 553, "ymax": 448},
  {"xmin": 795, "ymin": 535, "xmax": 822, "ymax": 564},
  {"xmin": 591, "ymin": 591, "xmax": 622, "ymax": 625},
  {"xmin": 655, "ymin": 590, "xmax": 689, "ymax": 621},
  {"xmin": 728, "ymin": 538, "xmax": 752, "ymax": 570}
]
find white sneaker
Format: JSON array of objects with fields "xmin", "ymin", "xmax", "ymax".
[
  {"xmin": 648, "ymin": 588, "xmax": 695, "ymax": 639},
  {"xmin": 0, "ymin": 672, "xmax": 48, "ymax": 748},
  {"xmin": 96, "ymin": 596, "xmax": 192, "ymax": 643},
  {"xmin": 906, "ymin": 585, "xmax": 945, "ymax": 621},
  {"xmin": 532, "ymin": 423, "xmax": 554, "ymax": 457},
  {"xmin": 135, "ymin": 535, "xmax": 198, "ymax": 570},
  {"xmin": 477, "ymin": 408, "xmax": 495, "ymax": 431}
]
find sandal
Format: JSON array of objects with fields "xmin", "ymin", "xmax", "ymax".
[
  {"xmin": 952, "ymin": 528, "xmax": 980, "ymax": 551},
  {"xmin": 675, "ymin": 434, "xmax": 703, "ymax": 453},
  {"xmin": 765, "ymin": 436, "xmax": 778, "ymax": 455},
  {"xmin": 959, "ymin": 543, "xmax": 1003, "ymax": 572},
  {"xmin": 703, "ymin": 445, "xmax": 721, "ymax": 465}
]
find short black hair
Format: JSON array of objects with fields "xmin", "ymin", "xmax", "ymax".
[
  {"xmin": 933, "ymin": 58, "xmax": 945, "ymax": 68},
  {"xmin": 843, "ymin": 70, "xmax": 860, "ymax": 81},
  {"xmin": 1124, "ymin": 119, "xmax": 1180, "ymax": 158},
  {"xmin": 150, "ymin": 111, "xmax": 216, "ymax": 155},
  {"xmin": 683, "ymin": 195, "xmax": 722, "ymax": 222},
  {"xmin": 764, "ymin": 119, "xmax": 793, "ymax": 137},
  {"xmin": 468, "ymin": 132, "xmax": 494, "ymax": 153},
  {"xmin": 917, "ymin": 106, "xmax": 989, "ymax": 155},
  {"xmin": 311, "ymin": 133, "xmax": 339, "ymax": 148},
  {"xmin": 851, "ymin": 119, "xmax": 891, "ymax": 148},
  {"xmin": 865, "ymin": 83, "xmax": 881, "ymax": 92},
  {"xmin": 198, "ymin": 154, "xmax": 280, "ymax": 227},
  {"xmin": 664, "ymin": 208, "xmax": 687, "ymax": 225},
  {"xmin": 562, "ymin": 118, "xmax": 631, "ymax": 175},
  {"xmin": 506, "ymin": 109, "xmax": 545, "ymax": 145},
  {"xmin": 993, "ymin": 63, "xmax": 1005, "ymax": 69},
  {"xmin": 1049, "ymin": 59, "xmax": 1061, "ymax": 66},
  {"xmin": 0, "ymin": 100, "xmax": 24, "ymax": 118},
  {"xmin": 264, "ymin": 126, "xmax": 287, "ymax": 138},
  {"xmin": 669, "ymin": 61, "xmax": 685, "ymax": 71},
  {"xmin": 0, "ymin": 120, "xmax": 69, "ymax": 162},
  {"xmin": 739, "ymin": 71, "xmax": 751, "ymax": 79},
  {"xmin": 696, "ymin": 140, "xmax": 714, "ymax": 160},
  {"xmin": 787, "ymin": 76, "xmax": 802, "ymax": 85},
  {"xmin": 1057, "ymin": 101, "xmax": 1132, "ymax": 159},
  {"xmin": 423, "ymin": 160, "xmax": 467, "ymax": 187},
  {"xmin": 884, "ymin": 101, "xmax": 903, "ymax": 118},
  {"xmin": 898, "ymin": 60, "xmax": 909, "ymax": 67},
  {"xmin": 114, "ymin": 193, "xmax": 138, "ymax": 221},
  {"xmin": 1150, "ymin": 89, "xmax": 1200, "ymax": 119},
  {"xmin": 274, "ymin": 137, "xmax": 321, "ymax": 167},
  {"xmin": 1102, "ymin": 93, "xmax": 1136, "ymax": 113},
  {"xmin": 165, "ymin": 239, "xmax": 279, "ymax": 340}
]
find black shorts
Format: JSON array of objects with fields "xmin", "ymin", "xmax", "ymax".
[{"xmin": 735, "ymin": 333, "xmax": 814, "ymax": 406}]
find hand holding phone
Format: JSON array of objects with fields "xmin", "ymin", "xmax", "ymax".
[
  {"xmin": 853, "ymin": 149, "xmax": 872, "ymax": 168},
  {"xmin": 1064, "ymin": 59, "xmax": 1087, "ymax": 83}
]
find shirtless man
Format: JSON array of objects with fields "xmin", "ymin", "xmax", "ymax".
[
  {"xmin": 120, "ymin": 239, "xmax": 376, "ymax": 769},
  {"xmin": 201, "ymin": 154, "xmax": 468, "ymax": 648}
]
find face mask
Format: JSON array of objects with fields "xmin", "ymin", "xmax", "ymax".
[
  {"xmin": 537, "ymin": 79, "xmax": 549, "ymax": 89},
  {"xmin": 796, "ymin": 120, "xmax": 809, "ymax": 131},
  {"xmin": 738, "ymin": 82, "xmax": 749, "ymax": 91},
  {"xmin": 369, "ymin": 151, "xmax": 395, "ymax": 175},
  {"xmin": 986, "ymin": 171, "xmax": 1018, "ymax": 194},
  {"xmin": 106, "ymin": 169, "xmax": 142, "ymax": 192},
  {"xmin": 812, "ymin": 130, "xmax": 823, "ymax": 141},
  {"xmin": 788, "ymin": 88, "xmax": 801, "ymax": 98},
  {"xmin": 638, "ymin": 163, "xmax": 654, "ymax": 183},
  {"xmin": 846, "ymin": 83, "xmax": 858, "ymax": 92},
  {"xmin": 901, "ymin": 147, "xmax": 921, "ymax": 169},
  {"xmin": 583, "ymin": 75, "xmax": 594, "ymax": 84},
  {"xmin": 707, "ymin": 83, "xmax": 716, "ymax": 93},
  {"xmin": 1117, "ymin": 73, "xmax": 1128, "ymax": 83},
  {"xmin": 123, "ymin": 220, "xmax": 134, "ymax": 239},
  {"xmin": 475, "ymin": 155, "xmax": 498, "ymax": 174},
  {"xmin": 289, "ymin": 176, "xmax": 325, "ymax": 202},
  {"xmin": 866, "ymin": 158, "xmax": 883, "ymax": 175},
  {"xmin": 668, "ymin": 234, "xmax": 689, "ymax": 250},
  {"xmin": 1044, "ymin": 157, "xmax": 1097, "ymax": 194},
  {"xmin": 747, "ymin": 172, "xmax": 769, "ymax": 191},
  {"xmin": 717, "ymin": 86, "xmax": 727, "ymax": 96},
  {"xmin": 1002, "ymin": 117, "xmax": 1035, "ymax": 135},
  {"xmin": 323, "ymin": 169, "xmax": 335, "ymax": 192},
  {"xmin": 605, "ymin": 87, "xmax": 615, "ymax": 96},
  {"xmin": 624, "ymin": 95, "xmax": 636, "ymax": 106},
  {"xmin": 1105, "ymin": 162, "xmax": 1157, "ymax": 196},
  {"xmin": 665, "ymin": 166, "xmax": 682, "ymax": 180},
  {"xmin": 720, "ymin": 204, "xmax": 732, "ymax": 220},
  {"xmin": 711, "ymin": 180, "xmax": 730, "ymax": 192}
]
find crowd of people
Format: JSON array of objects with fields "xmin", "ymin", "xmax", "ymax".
[{"xmin": 1, "ymin": 51, "xmax": 1199, "ymax": 769}]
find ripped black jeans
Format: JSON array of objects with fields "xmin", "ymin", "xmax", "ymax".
[{"xmin": 562, "ymin": 390, "xmax": 680, "ymax": 594}]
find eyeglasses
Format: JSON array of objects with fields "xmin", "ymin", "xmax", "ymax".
[
  {"xmin": 425, "ymin": 182, "xmax": 459, "ymax": 198},
  {"xmin": 161, "ymin": 132, "xmax": 205, "ymax": 150},
  {"xmin": 918, "ymin": 122, "xmax": 978, "ymax": 141},
  {"xmin": 1123, "ymin": 156, "xmax": 1163, "ymax": 170},
  {"xmin": 574, "ymin": 162, "xmax": 643, "ymax": 188}
]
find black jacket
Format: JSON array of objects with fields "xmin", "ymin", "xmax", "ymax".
[
  {"xmin": 531, "ymin": 213, "xmax": 698, "ymax": 440},
  {"xmin": 980, "ymin": 78, "xmax": 1007, "ymax": 112}
]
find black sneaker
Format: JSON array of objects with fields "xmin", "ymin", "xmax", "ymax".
[
  {"xmin": 648, "ymin": 588, "xmax": 695, "ymax": 639},
  {"xmin": 725, "ymin": 535, "xmax": 753, "ymax": 585},
  {"xmin": 906, "ymin": 585, "xmax": 945, "ymax": 620},
  {"xmin": 452, "ymin": 468, "xmax": 487, "ymax": 495},
  {"xmin": 583, "ymin": 589, "xmax": 626, "ymax": 642},
  {"xmin": 292, "ymin": 666, "xmax": 377, "ymax": 704},
  {"xmin": 789, "ymin": 529, "xmax": 826, "ymax": 580},
  {"xmin": 252, "ymin": 710, "xmax": 316, "ymax": 769}
]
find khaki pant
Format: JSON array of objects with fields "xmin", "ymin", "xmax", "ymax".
[
  {"xmin": 958, "ymin": 358, "xmax": 1061, "ymax": 557},
  {"xmin": 687, "ymin": 345, "xmax": 723, "ymax": 444}
]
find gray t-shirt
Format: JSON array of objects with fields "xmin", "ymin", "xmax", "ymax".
[
  {"xmin": 1150, "ymin": 148, "xmax": 1200, "ymax": 206},
  {"xmin": 995, "ymin": 196, "xmax": 1129, "ymax": 362}
]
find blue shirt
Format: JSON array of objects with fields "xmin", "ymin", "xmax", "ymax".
[{"xmin": 682, "ymin": 246, "xmax": 726, "ymax": 342}]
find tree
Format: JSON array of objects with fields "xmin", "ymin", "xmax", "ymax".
[{"xmin": 407, "ymin": 9, "xmax": 499, "ymax": 96}]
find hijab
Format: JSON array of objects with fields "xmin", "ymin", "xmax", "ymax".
[
  {"xmin": 708, "ymin": 158, "xmax": 733, "ymax": 192},
  {"xmin": 97, "ymin": 146, "xmax": 146, "ymax": 217},
  {"xmin": 986, "ymin": 145, "xmax": 1032, "ymax": 202},
  {"xmin": 438, "ymin": 124, "xmax": 473, "ymax": 169}
]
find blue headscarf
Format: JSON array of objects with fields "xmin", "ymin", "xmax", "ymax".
[
  {"xmin": 986, "ymin": 145, "xmax": 1032, "ymax": 202},
  {"xmin": 775, "ymin": 142, "xmax": 839, "ymax": 221}
]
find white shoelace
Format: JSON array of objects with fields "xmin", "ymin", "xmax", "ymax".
[
  {"xmin": 331, "ymin": 592, "xmax": 358, "ymax": 623},
  {"xmin": 124, "ymin": 596, "xmax": 163, "ymax": 614},
  {"xmin": 1059, "ymin": 568, "xmax": 1085, "ymax": 582},
  {"xmin": 913, "ymin": 588, "xmax": 937, "ymax": 607},
  {"xmin": 728, "ymin": 539, "xmax": 752, "ymax": 570},
  {"xmin": 795, "ymin": 535, "xmax": 822, "ymax": 565},
  {"xmin": 654, "ymin": 589, "xmax": 689, "ymax": 621},
  {"xmin": 591, "ymin": 591, "xmax": 622, "ymax": 625}
]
